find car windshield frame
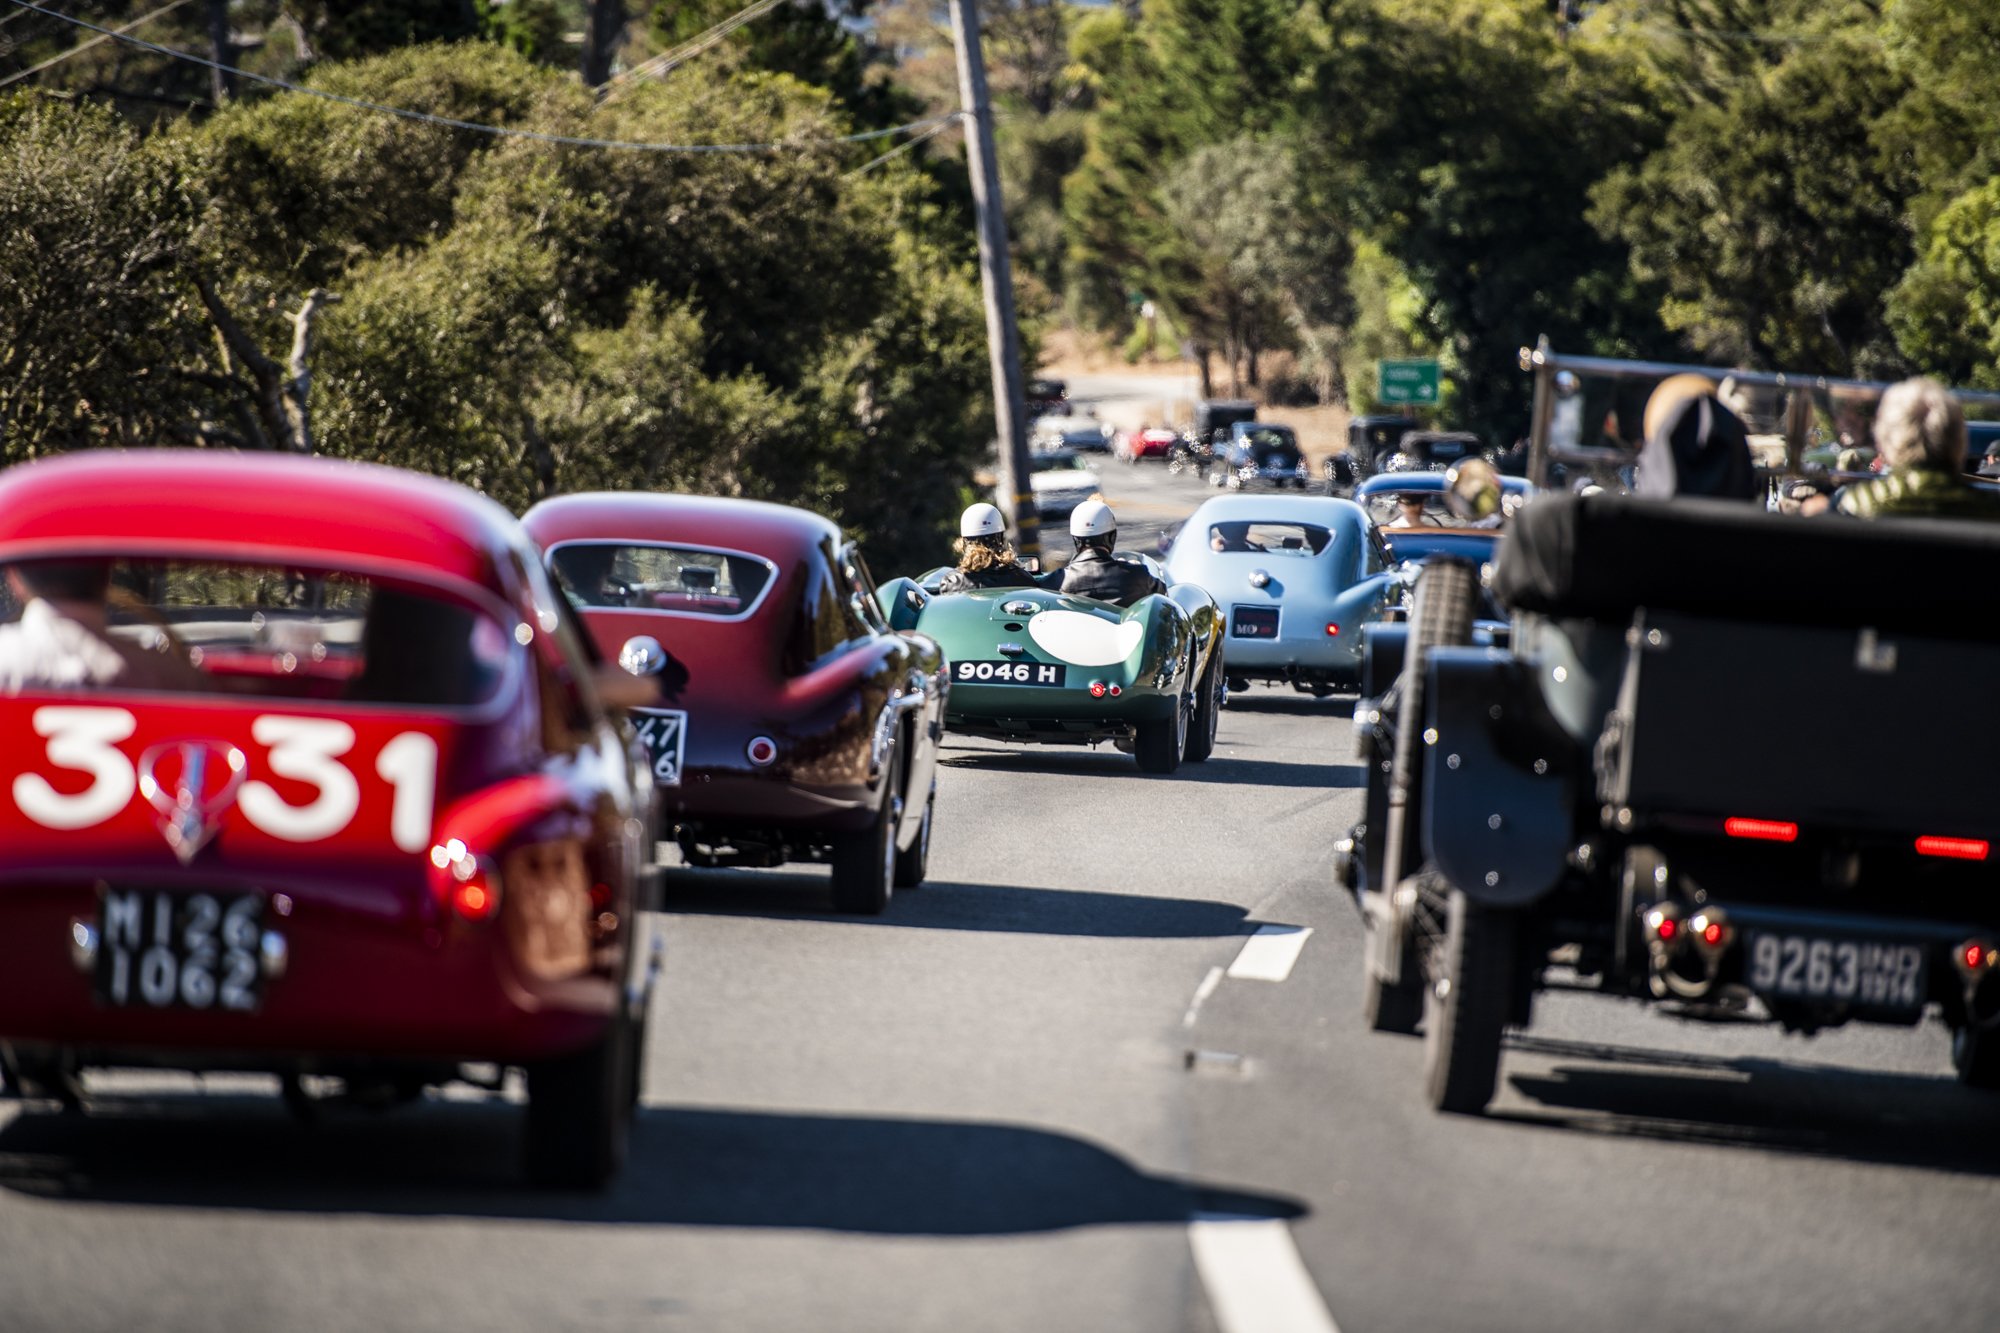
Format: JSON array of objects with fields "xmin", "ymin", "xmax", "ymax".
[{"xmin": 544, "ymin": 539, "xmax": 780, "ymax": 623}]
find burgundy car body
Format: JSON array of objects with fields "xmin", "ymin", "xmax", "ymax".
[
  {"xmin": 0, "ymin": 452, "xmax": 653, "ymax": 1097},
  {"xmin": 522, "ymin": 494, "xmax": 946, "ymax": 894}
]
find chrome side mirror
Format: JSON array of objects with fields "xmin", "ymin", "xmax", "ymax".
[{"xmin": 619, "ymin": 635, "xmax": 668, "ymax": 676}]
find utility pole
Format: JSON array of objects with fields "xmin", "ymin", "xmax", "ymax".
[
  {"xmin": 205, "ymin": 0, "xmax": 233, "ymax": 104},
  {"xmin": 947, "ymin": 0, "xmax": 1038, "ymax": 559}
]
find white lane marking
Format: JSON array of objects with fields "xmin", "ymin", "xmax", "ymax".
[
  {"xmin": 1190, "ymin": 1213, "xmax": 1341, "ymax": 1333},
  {"xmin": 1226, "ymin": 925, "xmax": 1313, "ymax": 982},
  {"xmin": 1181, "ymin": 966, "xmax": 1225, "ymax": 1028}
]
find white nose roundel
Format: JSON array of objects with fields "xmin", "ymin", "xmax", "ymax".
[{"xmin": 1027, "ymin": 610, "xmax": 1144, "ymax": 667}]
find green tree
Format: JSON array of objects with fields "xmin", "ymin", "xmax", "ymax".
[{"xmin": 1885, "ymin": 179, "xmax": 2000, "ymax": 389}]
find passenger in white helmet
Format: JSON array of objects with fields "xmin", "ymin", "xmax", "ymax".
[
  {"xmin": 936, "ymin": 503, "xmax": 1039, "ymax": 594},
  {"xmin": 1053, "ymin": 499, "xmax": 1166, "ymax": 606}
]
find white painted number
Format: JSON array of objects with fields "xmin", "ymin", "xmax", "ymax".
[
  {"xmin": 11, "ymin": 706, "xmax": 438, "ymax": 851},
  {"xmin": 14, "ymin": 706, "xmax": 139, "ymax": 830},
  {"xmin": 375, "ymin": 730, "xmax": 440, "ymax": 854},
  {"xmin": 238, "ymin": 715, "xmax": 360, "ymax": 843}
]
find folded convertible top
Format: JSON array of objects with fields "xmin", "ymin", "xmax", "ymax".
[{"xmin": 1496, "ymin": 494, "xmax": 2000, "ymax": 638}]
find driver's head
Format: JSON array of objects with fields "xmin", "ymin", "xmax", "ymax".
[
  {"xmin": 1874, "ymin": 376, "xmax": 1965, "ymax": 471},
  {"xmin": 954, "ymin": 502, "xmax": 1016, "ymax": 570},
  {"xmin": 555, "ymin": 544, "xmax": 618, "ymax": 598},
  {"xmin": 1069, "ymin": 499, "xmax": 1117, "ymax": 554},
  {"xmin": 1397, "ymin": 494, "xmax": 1427, "ymax": 519},
  {"xmin": 14, "ymin": 558, "xmax": 112, "ymax": 605}
]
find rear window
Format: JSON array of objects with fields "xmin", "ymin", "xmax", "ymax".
[
  {"xmin": 550, "ymin": 542, "xmax": 774, "ymax": 618},
  {"xmin": 0, "ymin": 558, "xmax": 513, "ymax": 706},
  {"xmin": 1206, "ymin": 522, "xmax": 1332, "ymax": 556}
]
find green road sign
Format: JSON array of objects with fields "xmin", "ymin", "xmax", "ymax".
[{"xmin": 1378, "ymin": 359, "xmax": 1440, "ymax": 406}]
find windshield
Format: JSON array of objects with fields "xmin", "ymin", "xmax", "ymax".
[
  {"xmin": 1206, "ymin": 522, "xmax": 1332, "ymax": 555},
  {"xmin": 1030, "ymin": 452, "xmax": 1093, "ymax": 474},
  {"xmin": 0, "ymin": 558, "xmax": 512, "ymax": 706},
  {"xmin": 550, "ymin": 542, "xmax": 774, "ymax": 618}
]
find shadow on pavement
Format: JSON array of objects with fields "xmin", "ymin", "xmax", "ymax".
[
  {"xmin": 1495, "ymin": 1034, "xmax": 2000, "ymax": 1176},
  {"xmin": 0, "ymin": 1099, "xmax": 1305, "ymax": 1232},
  {"xmin": 938, "ymin": 747, "xmax": 1361, "ymax": 788},
  {"xmin": 660, "ymin": 873, "xmax": 1254, "ymax": 938},
  {"xmin": 1223, "ymin": 694, "xmax": 1358, "ymax": 718}
]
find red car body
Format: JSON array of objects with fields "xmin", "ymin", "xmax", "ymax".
[
  {"xmin": 522, "ymin": 493, "xmax": 946, "ymax": 914},
  {"xmin": 0, "ymin": 451, "xmax": 654, "ymax": 1185},
  {"xmin": 1120, "ymin": 427, "xmax": 1179, "ymax": 461}
]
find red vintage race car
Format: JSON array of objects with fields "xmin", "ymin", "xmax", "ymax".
[
  {"xmin": 522, "ymin": 493, "xmax": 946, "ymax": 914},
  {"xmin": 1118, "ymin": 427, "xmax": 1179, "ymax": 462},
  {"xmin": 0, "ymin": 452, "xmax": 657, "ymax": 1188}
]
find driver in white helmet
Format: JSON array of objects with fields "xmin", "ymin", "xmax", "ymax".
[
  {"xmin": 935, "ymin": 503, "xmax": 1039, "ymax": 594},
  {"xmin": 1052, "ymin": 499, "xmax": 1166, "ymax": 606}
]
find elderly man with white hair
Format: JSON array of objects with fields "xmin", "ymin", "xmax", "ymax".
[{"xmin": 1837, "ymin": 377, "xmax": 2000, "ymax": 519}]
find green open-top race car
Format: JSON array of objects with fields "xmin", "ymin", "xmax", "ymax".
[{"xmin": 876, "ymin": 556, "xmax": 1225, "ymax": 773}]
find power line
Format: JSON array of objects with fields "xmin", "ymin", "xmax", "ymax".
[
  {"xmin": 0, "ymin": 0, "xmax": 195, "ymax": 91},
  {"xmin": 0, "ymin": 0, "xmax": 960, "ymax": 154},
  {"xmin": 613, "ymin": 0, "xmax": 790, "ymax": 87},
  {"xmin": 847, "ymin": 115, "xmax": 954, "ymax": 176}
]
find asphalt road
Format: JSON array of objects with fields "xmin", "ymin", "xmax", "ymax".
[{"xmin": 4, "ymin": 446, "xmax": 1999, "ymax": 1331}]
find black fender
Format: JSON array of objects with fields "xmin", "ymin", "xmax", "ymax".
[
  {"xmin": 1360, "ymin": 622, "xmax": 1407, "ymax": 699},
  {"xmin": 1420, "ymin": 646, "xmax": 1580, "ymax": 908}
]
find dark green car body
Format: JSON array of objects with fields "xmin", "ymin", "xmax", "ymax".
[{"xmin": 876, "ymin": 556, "xmax": 1226, "ymax": 773}]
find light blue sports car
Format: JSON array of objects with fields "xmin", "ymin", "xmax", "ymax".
[{"xmin": 1161, "ymin": 493, "xmax": 1397, "ymax": 696}]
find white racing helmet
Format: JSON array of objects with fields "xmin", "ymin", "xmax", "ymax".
[
  {"xmin": 1069, "ymin": 498, "xmax": 1117, "ymax": 542},
  {"xmin": 960, "ymin": 502, "xmax": 1007, "ymax": 539}
]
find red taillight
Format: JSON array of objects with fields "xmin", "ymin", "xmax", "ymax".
[
  {"xmin": 1702, "ymin": 921, "xmax": 1724, "ymax": 946},
  {"xmin": 1966, "ymin": 942, "xmax": 1988, "ymax": 970},
  {"xmin": 1108, "ymin": 684, "xmax": 1122, "ymax": 697},
  {"xmin": 1723, "ymin": 817, "xmax": 1798, "ymax": 843},
  {"xmin": 1325, "ymin": 623, "xmax": 1340, "ymax": 637},
  {"xmin": 1917, "ymin": 836, "xmax": 1990, "ymax": 861},
  {"xmin": 1089, "ymin": 681, "xmax": 1106, "ymax": 698},
  {"xmin": 453, "ymin": 875, "xmax": 496, "ymax": 921}
]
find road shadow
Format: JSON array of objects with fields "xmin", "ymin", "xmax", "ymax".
[
  {"xmin": 938, "ymin": 746, "xmax": 1360, "ymax": 788},
  {"xmin": 1494, "ymin": 1034, "xmax": 2000, "ymax": 1177},
  {"xmin": 660, "ymin": 873, "xmax": 1253, "ymax": 939},
  {"xmin": 1224, "ymin": 693, "xmax": 1357, "ymax": 718},
  {"xmin": 0, "ymin": 1098, "xmax": 1304, "ymax": 1233}
]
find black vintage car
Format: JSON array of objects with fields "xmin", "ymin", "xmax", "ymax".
[{"xmin": 1343, "ymin": 495, "xmax": 2000, "ymax": 1113}]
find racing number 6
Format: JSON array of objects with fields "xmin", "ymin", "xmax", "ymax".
[{"xmin": 238, "ymin": 715, "xmax": 360, "ymax": 842}]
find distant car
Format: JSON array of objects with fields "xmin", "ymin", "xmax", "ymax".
[
  {"xmin": 524, "ymin": 494, "xmax": 946, "ymax": 916},
  {"xmin": 879, "ymin": 555, "xmax": 1224, "ymax": 773},
  {"xmin": 1162, "ymin": 493, "xmax": 1398, "ymax": 696},
  {"xmin": 0, "ymin": 451, "xmax": 657, "ymax": 1188},
  {"xmin": 1027, "ymin": 377, "xmax": 1069, "ymax": 418},
  {"xmin": 1028, "ymin": 448, "xmax": 1102, "ymax": 520},
  {"xmin": 1348, "ymin": 414, "xmax": 1420, "ymax": 474},
  {"xmin": 1210, "ymin": 423, "xmax": 1310, "ymax": 490},
  {"xmin": 1118, "ymin": 427, "xmax": 1178, "ymax": 462},
  {"xmin": 1031, "ymin": 413, "xmax": 1115, "ymax": 454},
  {"xmin": 1382, "ymin": 431, "xmax": 1490, "ymax": 473}
]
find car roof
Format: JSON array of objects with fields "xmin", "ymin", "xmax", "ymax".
[
  {"xmin": 521, "ymin": 492, "xmax": 841, "ymax": 562},
  {"xmin": 1188, "ymin": 494, "xmax": 1366, "ymax": 526},
  {"xmin": 0, "ymin": 450, "xmax": 525, "ymax": 593},
  {"xmin": 1354, "ymin": 472, "xmax": 1536, "ymax": 497}
]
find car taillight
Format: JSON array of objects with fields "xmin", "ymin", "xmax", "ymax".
[
  {"xmin": 1917, "ymin": 835, "xmax": 1989, "ymax": 861},
  {"xmin": 1089, "ymin": 681, "xmax": 1106, "ymax": 698},
  {"xmin": 452, "ymin": 875, "xmax": 497, "ymax": 921},
  {"xmin": 1325, "ymin": 623, "xmax": 1340, "ymax": 636},
  {"xmin": 1723, "ymin": 817, "xmax": 1798, "ymax": 842}
]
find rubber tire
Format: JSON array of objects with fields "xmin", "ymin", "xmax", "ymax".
[
  {"xmin": 1183, "ymin": 648, "xmax": 1223, "ymax": 763},
  {"xmin": 1423, "ymin": 887, "xmax": 1516, "ymax": 1115},
  {"xmin": 1363, "ymin": 966, "xmax": 1424, "ymax": 1035},
  {"xmin": 831, "ymin": 780, "xmax": 897, "ymax": 914},
  {"xmin": 893, "ymin": 780, "xmax": 934, "ymax": 888},
  {"xmin": 1134, "ymin": 659, "xmax": 1190, "ymax": 774},
  {"xmin": 1953, "ymin": 1025, "xmax": 2000, "ymax": 1090},
  {"xmin": 523, "ymin": 1006, "xmax": 632, "ymax": 1189}
]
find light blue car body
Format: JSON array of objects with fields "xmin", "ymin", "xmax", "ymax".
[{"xmin": 1161, "ymin": 493, "xmax": 1395, "ymax": 691}]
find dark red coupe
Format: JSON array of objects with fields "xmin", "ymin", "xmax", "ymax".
[
  {"xmin": 523, "ymin": 494, "xmax": 946, "ymax": 914},
  {"xmin": 0, "ymin": 452, "xmax": 657, "ymax": 1187}
]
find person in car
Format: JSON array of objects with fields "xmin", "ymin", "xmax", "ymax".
[
  {"xmin": 1977, "ymin": 439, "xmax": 2000, "ymax": 480},
  {"xmin": 1838, "ymin": 377, "xmax": 2000, "ymax": 519},
  {"xmin": 1387, "ymin": 494, "xmax": 1442, "ymax": 528},
  {"xmin": 1052, "ymin": 499, "xmax": 1166, "ymax": 606},
  {"xmin": 936, "ymin": 503, "xmax": 1038, "ymax": 594},
  {"xmin": 1634, "ymin": 390, "xmax": 1759, "ymax": 501},
  {"xmin": 0, "ymin": 559, "xmax": 200, "ymax": 693}
]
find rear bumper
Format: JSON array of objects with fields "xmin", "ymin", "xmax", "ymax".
[
  {"xmin": 1222, "ymin": 633, "xmax": 1361, "ymax": 676},
  {"xmin": 661, "ymin": 772, "xmax": 875, "ymax": 832},
  {"xmin": 0, "ymin": 880, "xmax": 620, "ymax": 1069}
]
